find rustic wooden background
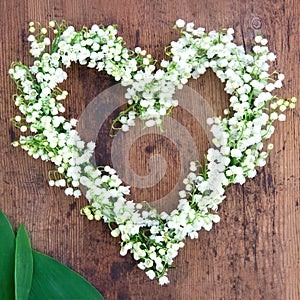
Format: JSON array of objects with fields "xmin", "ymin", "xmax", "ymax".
[{"xmin": 0, "ymin": 0, "xmax": 299, "ymax": 299}]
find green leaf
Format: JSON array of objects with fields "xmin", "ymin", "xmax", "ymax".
[
  {"xmin": 29, "ymin": 251, "xmax": 104, "ymax": 300},
  {"xmin": 15, "ymin": 224, "xmax": 33, "ymax": 300},
  {"xmin": 0, "ymin": 210, "xmax": 15, "ymax": 300}
]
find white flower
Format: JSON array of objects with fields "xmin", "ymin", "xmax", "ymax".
[
  {"xmin": 179, "ymin": 190, "xmax": 186, "ymax": 198},
  {"xmin": 70, "ymin": 119, "xmax": 78, "ymax": 126},
  {"xmin": 65, "ymin": 187, "xmax": 73, "ymax": 195},
  {"xmin": 176, "ymin": 19, "xmax": 185, "ymax": 28},
  {"xmin": 265, "ymin": 83, "xmax": 275, "ymax": 92},
  {"xmin": 261, "ymin": 38, "xmax": 268, "ymax": 45},
  {"xmin": 121, "ymin": 124, "xmax": 129, "ymax": 132},
  {"xmin": 161, "ymin": 60, "xmax": 169, "ymax": 68},
  {"xmin": 227, "ymin": 28, "xmax": 234, "ymax": 35},
  {"xmin": 146, "ymin": 270, "xmax": 156, "ymax": 280},
  {"xmin": 231, "ymin": 149, "xmax": 242, "ymax": 159},
  {"xmin": 145, "ymin": 120, "xmax": 155, "ymax": 127},
  {"xmin": 186, "ymin": 22, "xmax": 194, "ymax": 32},
  {"xmin": 274, "ymin": 80, "xmax": 283, "ymax": 88},
  {"xmin": 255, "ymin": 35, "xmax": 263, "ymax": 43},
  {"xmin": 278, "ymin": 114, "xmax": 286, "ymax": 121},
  {"xmin": 189, "ymin": 162, "xmax": 197, "ymax": 172},
  {"xmin": 57, "ymin": 166, "xmax": 64, "ymax": 173},
  {"xmin": 111, "ymin": 228, "xmax": 120, "ymax": 237},
  {"xmin": 142, "ymin": 259, "xmax": 152, "ymax": 268},
  {"xmin": 120, "ymin": 247, "xmax": 128, "ymax": 256},
  {"xmin": 207, "ymin": 118, "xmax": 214, "ymax": 125},
  {"xmin": 270, "ymin": 112, "xmax": 278, "ymax": 120},
  {"xmin": 41, "ymin": 27, "xmax": 47, "ymax": 34},
  {"xmin": 20, "ymin": 125, "xmax": 27, "ymax": 132},
  {"xmin": 268, "ymin": 52, "xmax": 276, "ymax": 61},
  {"xmin": 87, "ymin": 142, "xmax": 96, "ymax": 151},
  {"xmin": 49, "ymin": 20, "xmax": 55, "ymax": 27},
  {"xmin": 73, "ymin": 190, "xmax": 81, "ymax": 198},
  {"xmin": 28, "ymin": 35, "xmax": 35, "ymax": 42}
]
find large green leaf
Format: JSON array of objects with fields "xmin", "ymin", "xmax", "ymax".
[
  {"xmin": 29, "ymin": 251, "xmax": 104, "ymax": 300},
  {"xmin": 0, "ymin": 210, "xmax": 15, "ymax": 300},
  {"xmin": 15, "ymin": 224, "xmax": 33, "ymax": 300}
]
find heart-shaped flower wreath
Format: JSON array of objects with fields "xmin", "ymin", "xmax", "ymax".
[{"xmin": 10, "ymin": 19, "xmax": 296, "ymax": 284}]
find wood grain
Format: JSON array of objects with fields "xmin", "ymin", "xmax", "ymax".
[{"xmin": 0, "ymin": 0, "xmax": 299, "ymax": 299}]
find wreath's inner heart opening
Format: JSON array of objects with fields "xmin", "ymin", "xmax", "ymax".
[{"xmin": 74, "ymin": 66, "xmax": 228, "ymax": 213}]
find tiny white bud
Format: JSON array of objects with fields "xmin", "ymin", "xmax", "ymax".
[
  {"xmin": 279, "ymin": 105, "xmax": 286, "ymax": 112},
  {"xmin": 121, "ymin": 124, "xmax": 129, "ymax": 132},
  {"xmin": 255, "ymin": 35, "xmax": 263, "ymax": 43},
  {"xmin": 87, "ymin": 214, "xmax": 94, "ymax": 220},
  {"xmin": 261, "ymin": 38, "xmax": 268, "ymax": 45},
  {"xmin": 277, "ymin": 99, "xmax": 284, "ymax": 106},
  {"xmin": 145, "ymin": 119, "xmax": 155, "ymax": 127},
  {"xmin": 57, "ymin": 166, "xmax": 64, "ymax": 173},
  {"xmin": 44, "ymin": 37, "xmax": 51, "ymax": 46},
  {"xmin": 41, "ymin": 27, "xmax": 47, "ymax": 34},
  {"xmin": 176, "ymin": 19, "xmax": 186, "ymax": 28},
  {"xmin": 111, "ymin": 228, "xmax": 120, "ymax": 237},
  {"xmin": 94, "ymin": 214, "xmax": 101, "ymax": 221},
  {"xmin": 73, "ymin": 190, "xmax": 81, "ymax": 198},
  {"xmin": 270, "ymin": 102, "xmax": 278, "ymax": 110},
  {"xmin": 28, "ymin": 35, "xmax": 35, "ymax": 42},
  {"xmin": 227, "ymin": 28, "xmax": 234, "ymax": 35},
  {"xmin": 20, "ymin": 125, "xmax": 27, "ymax": 132},
  {"xmin": 135, "ymin": 47, "xmax": 141, "ymax": 53},
  {"xmin": 143, "ymin": 58, "xmax": 150, "ymax": 65},
  {"xmin": 270, "ymin": 112, "xmax": 278, "ymax": 120},
  {"xmin": 291, "ymin": 97, "xmax": 297, "ymax": 103}
]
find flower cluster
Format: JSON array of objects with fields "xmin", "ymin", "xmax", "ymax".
[{"xmin": 10, "ymin": 19, "xmax": 296, "ymax": 284}]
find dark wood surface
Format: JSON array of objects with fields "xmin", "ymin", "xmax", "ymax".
[{"xmin": 1, "ymin": 0, "xmax": 299, "ymax": 299}]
